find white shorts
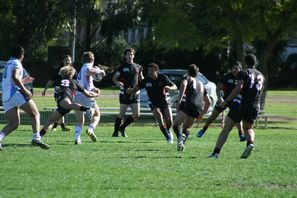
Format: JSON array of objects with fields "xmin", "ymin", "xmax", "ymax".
[
  {"xmin": 3, "ymin": 91, "xmax": 28, "ymax": 112},
  {"xmin": 74, "ymin": 94, "xmax": 98, "ymax": 110}
]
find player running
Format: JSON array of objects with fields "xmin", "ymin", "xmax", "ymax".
[
  {"xmin": 209, "ymin": 54, "xmax": 265, "ymax": 158},
  {"xmin": 173, "ymin": 64, "xmax": 211, "ymax": 151},
  {"xmin": 128, "ymin": 63, "xmax": 177, "ymax": 143},
  {"xmin": 197, "ymin": 61, "xmax": 245, "ymax": 141}
]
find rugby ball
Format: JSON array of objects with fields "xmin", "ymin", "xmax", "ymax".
[{"xmin": 93, "ymin": 66, "xmax": 105, "ymax": 82}]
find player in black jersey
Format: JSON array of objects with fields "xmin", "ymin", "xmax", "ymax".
[
  {"xmin": 39, "ymin": 66, "xmax": 99, "ymax": 142},
  {"xmin": 112, "ymin": 48, "xmax": 144, "ymax": 137},
  {"xmin": 173, "ymin": 64, "xmax": 211, "ymax": 151},
  {"xmin": 197, "ymin": 61, "xmax": 245, "ymax": 141},
  {"xmin": 128, "ymin": 63, "xmax": 177, "ymax": 143},
  {"xmin": 42, "ymin": 55, "xmax": 75, "ymax": 132},
  {"xmin": 209, "ymin": 54, "xmax": 265, "ymax": 158}
]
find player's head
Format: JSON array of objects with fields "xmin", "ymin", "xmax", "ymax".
[
  {"xmin": 11, "ymin": 46, "xmax": 25, "ymax": 61},
  {"xmin": 59, "ymin": 66, "xmax": 76, "ymax": 79},
  {"xmin": 232, "ymin": 61, "xmax": 242, "ymax": 76},
  {"xmin": 123, "ymin": 47, "xmax": 135, "ymax": 64},
  {"xmin": 244, "ymin": 54, "xmax": 257, "ymax": 68},
  {"xmin": 81, "ymin": 51, "xmax": 95, "ymax": 64},
  {"xmin": 188, "ymin": 64, "xmax": 199, "ymax": 77},
  {"xmin": 147, "ymin": 63, "xmax": 159, "ymax": 78},
  {"xmin": 61, "ymin": 55, "xmax": 73, "ymax": 67}
]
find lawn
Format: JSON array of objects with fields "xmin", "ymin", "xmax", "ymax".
[
  {"xmin": 0, "ymin": 126, "xmax": 296, "ymax": 197},
  {"xmin": 0, "ymin": 89, "xmax": 296, "ymax": 197}
]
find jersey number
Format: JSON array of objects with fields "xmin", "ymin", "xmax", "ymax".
[
  {"xmin": 61, "ymin": 79, "xmax": 70, "ymax": 87},
  {"xmin": 249, "ymin": 73, "xmax": 264, "ymax": 91}
]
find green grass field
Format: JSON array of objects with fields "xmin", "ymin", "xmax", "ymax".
[
  {"xmin": 0, "ymin": 126, "xmax": 296, "ymax": 197},
  {"xmin": 0, "ymin": 89, "xmax": 297, "ymax": 197}
]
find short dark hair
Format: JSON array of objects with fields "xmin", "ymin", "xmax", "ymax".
[
  {"xmin": 148, "ymin": 63, "xmax": 159, "ymax": 71},
  {"xmin": 244, "ymin": 54, "xmax": 257, "ymax": 67},
  {"xmin": 233, "ymin": 61, "xmax": 242, "ymax": 70},
  {"xmin": 188, "ymin": 64, "xmax": 199, "ymax": 77},
  {"xmin": 123, "ymin": 47, "xmax": 135, "ymax": 56},
  {"xmin": 11, "ymin": 46, "xmax": 24, "ymax": 59}
]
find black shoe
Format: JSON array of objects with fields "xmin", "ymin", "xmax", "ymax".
[
  {"xmin": 112, "ymin": 132, "xmax": 119, "ymax": 137},
  {"xmin": 119, "ymin": 128, "xmax": 128, "ymax": 137},
  {"xmin": 31, "ymin": 139, "xmax": 50, "ymax": 149}
]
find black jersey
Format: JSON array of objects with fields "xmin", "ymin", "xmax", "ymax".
[
  {"xmin": 53, "ymin": 77, "xmax": 84, "ymax": 102},
  {"xmin": 116, "ymin": 63, "xmax": 143, "ymax": 90},
  {"xmin": 237, "ymin": 68, "xmax": 264, "ymax": 107},
  {"xmin": 220, "ymin": 72, "xmax": 237, "ymax": 99},
  {"xmin": 184, "ymin": 76, "xmax": 204, "ymax": 110},
  {"xmin": 139, "ymin": 74, "xmax": 175, "ymax": 105}
]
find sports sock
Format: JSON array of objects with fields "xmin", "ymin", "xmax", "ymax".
[
  {"xmin": 113, "ymin": 117, "xmax": 122, "ymax": 133},
  {"xmin": 87, "ymin": 125, "xmax": 95, "ymax": 133},
  {"xmin": 0, "ymin": 132, "xmax": 6, "ymax": 142},
  {"xmin": 53, "ymin": 122, "xmax": 58, "ymax": 129},
  {"xmin": 159, "ymin": 125, "xmax": 170, "ymax": 140},
  {"xmin": 203, "ymin": 126, "xmax": 208, "ymax": 131},
  {"xmin": 61, "ymin": 123, "xmax": 66, "ymax": 128},
  {"xmin": 173, "ymin": 125, "xmax": 182, "ymax": 139},
  {"xmin": 182, "ymin": 128, "xmax": 190, "ymax": 143},
  {"xmin": 74, "ymin": 124, "xmax": 82, "ymax": 139},
  {"xmin": 120, "ymin": 115, "xmax": 134, "ymax": 130},
  {"xmin": 213, "ymin": 147, "xmax": 221, "ymax": 155},
  {"xmin": 247, "ymin": 140, "xmax": 254, "ymax": 147},
  {"xmin": 32, "ymin": 132, "xmax": 41, "ymax": 140},
  {"xmin": 40, "ymin": 129, "xmax": 47, "ymax": 137}
]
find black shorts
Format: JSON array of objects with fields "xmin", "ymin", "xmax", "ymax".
[
  {"xmin": 180, "ymin": 102, "xmax": 201, "ymax": 118},
  {"xmin": 240, "ymin": 102, "xmax": 260, "ymax": 124},
  {"xmin": 55, "ymin": 93, "xmax": 71, "ymax": 116},
  {"xmin": 214, "ymin": 101, "xmax": 227, "ymax": 113},
  {"xmin": 149, "ymin": 100, "xmax": 169, "ymax": 111},
  {"xmin": 119, "ymin": 93, "xmax": 140, "ymax": 105},
  {"xmin": 227, "ymin": 102, "xmax": 241, "ymax": 123}
]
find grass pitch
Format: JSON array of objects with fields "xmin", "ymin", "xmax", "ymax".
[{"xmin": 0, "ymin": 125, "xmax": 296, "ymax": 197}]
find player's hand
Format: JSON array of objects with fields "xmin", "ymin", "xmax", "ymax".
[
  {"xmin": 219, "ymin": 101, "xmax": 227, "ymax": 108},
  {"xmin": 217, "ymin": 98, "xmax": 224, "ymax": 104},
  {"xmin": 117, "ymin": 81, "xmax": 124, "ymax": 88},
  {"xmin": 126, "ymin": 88, "xmax": 132, "ymax": 95},
  {"xmin": 164, "ymin": 86, "xmax": 171, "ymax": 92},
  {"xmin": 23, "ymin": 89, "xmax": 33, "ymax": 100}
]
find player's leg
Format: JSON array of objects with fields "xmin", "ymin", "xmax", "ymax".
[
  {"xmin": 119, "ymin": 102, "xmax": 140, "ymax": 137},
  {"xmin": 60, "ymin": 116, "xmax": 70, "ymax": 131},
  {"xmin": 181, "ymin": 116, "xmax": 195, "ymax": 145},
  {"xmin": 209, "ymin": 116, "xmax": 236, "ymax": 158},
  {"xmin": 74, "ymin": 110, "xmax": 85, "ymax": 144},
  {"xmin": 236, "ymin": 121, "xmax": 246, "ymax": 141},
  {"xmin": 197, "ymin": 107, "xmax": 221, "ymax": 138},
  {"xmin": 162, "ymin": 106, "xmax": 174, "ymax": 143},
  {"xmin": 152, "ymin": 107, "xmax": 170, "ymax": 142},
  {"xmin": 112, "ymin": 103, "xmax": 128, "ymax": 137},
  {"xmin": 21, "ymin": 100, "xmax": 49, "ymax": 149},
  {"xmin": 173, "ymin": 111, "xmax": 187, "ymax": 145},
  {"xmin": 240, "ymin": 121, "xmax": 255, "ymax": 159},
  {"xmin": 0, "ymin": 107, "xmax": 20, "ymax": 150},
  {"xmin": 40, "ymin": 110, "xmax": 63, "ymax": 137},
  {"xmin": 85, "ymin": 102, "xmax": 100, "ymax": 142}
]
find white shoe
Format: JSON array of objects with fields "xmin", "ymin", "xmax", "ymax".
[
  {"xmin": 177, "ymin": 142, "xmax": 185, "ymax": 151},
  {"xmin": 0, "ymin": 141, "xmax": 3, "ymax": 151},
  {"xmin": 86, "ymin": 130, "xmax": 97, "ymax": 142},
  {"xmin": 240, "ymin": 144, "xmax": 254, "ymax": 159}
]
